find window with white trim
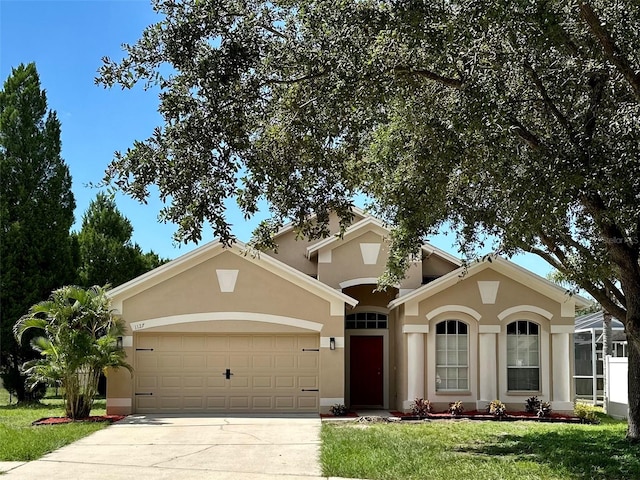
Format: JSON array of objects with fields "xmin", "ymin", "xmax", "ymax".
[
  {"xmin": 435, "ymin": 320, "xmax": 468, "ymax": 391},
  {"xmin": 345, "ymin": 312, "xmax": 387, "ymax": 329},
  {"xmin": 507, "ymin": 320, "xmax": 540, "ymax": 391}
]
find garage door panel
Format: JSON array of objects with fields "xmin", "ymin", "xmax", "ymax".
[
  {"xmin": 229, "ymin": 336, "xmax": 251, "ymax": 349},
  {"xmin": 275, "ymin": 356, "xmax": 295, "ymax": 368},
  {"xmin": 158, "ymin": 355, "xmax": 182, "ymax": 368},
  {"xmin": 299, "ymin": 356, "xmax": 319, "ymax": 369},
  {"xmin": 298, "ymin": 396, "xmax": 318, "ymax": 409},
  {"xmin": 252, "ymin": 355, "xmax": 273, "ymax": 368},
  {"xmin": 136, "ymin": 356, "xmax": 158, "ymax": 370},
  {"xmin": 207, "ymin": 355, "xmax": 226, "ymax": 369},
  {"xmin": 275, "ymin": 336, "xmax": 296, "ymax": 350},
  {"xmin": 252, "ymin": 397, "xmax": 273, "ymax": 409},
  {"xmin": 275, "ymin": 376, "xmax": 295, "ymax": 388},
  {"xmin": 159, "ymin": 336, "xmax": 182, "ymax": 350},
  {"xmin": 298, "ymin": 376, "xmax": 318, "ymax": 388},
  {"xmin": 206, "ymin": 336, "xmax": 229, "ymax": 350},
  {"xmin": 207, "ymin": 377, "xmax": 226, "ymax": 388},
  {"xmin": 230, "ymin": 376, "xmax": 250, "ymax": 388},
  {"xmin": 161, "ymin": 376, "xmax": 182, "ymax": 388},
  {"xmin": 229, "ymin": 355, "xmax": 250, "ymax": 368},
  {"xmin": 136, "ymin": 376, "xmax": 157, "ymax": 389},
  {"xmin": 183, "ymin": 337, "xmax": 205, "ymax": 350},
  {"xmin": 229, "ymin": 396, "xmax": 250, "ymax": 409},
  {"xmin": 253, "ymin": 377, "xmax": 272, "ymax": 388},
  {"xmin": 275, "ymin": 397, "xmax": 295, "ymax": 409},
  {"xmin": 134, "ymin": 333, "xmax": 319, "ymax": 413},
  {"xmin": 183, "ymin": 355, "xmax": 206, "ymax": 368}
]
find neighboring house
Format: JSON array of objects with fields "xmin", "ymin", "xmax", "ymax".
[
  {"xmin": 574, "ymin": 311, "xmax": 627, "ymax": 404},
  {"xmin": 105, "ymin": 210, "xmax": 590, "ymax": 415}
]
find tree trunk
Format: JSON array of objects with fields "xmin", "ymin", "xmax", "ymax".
[
  {"xmin": 603, "ymin": 312, "xmax": 612, "ymax": 413},
  {"xmin": 627, "ymin": 337, "xmax": 640, "ymax": 441}
]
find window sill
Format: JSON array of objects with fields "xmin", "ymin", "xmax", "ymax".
[
  {"xmin": 435, "ymin": 391, "xmax": 472, "ymax": 396},
  {"xmin": 506, "ymin": 391, "xmax": 541, "ymax": 396}
]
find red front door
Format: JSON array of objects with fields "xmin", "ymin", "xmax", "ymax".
[{"xmin": 350, "ymin": 336, "xmax": 384, "ymax": 407}]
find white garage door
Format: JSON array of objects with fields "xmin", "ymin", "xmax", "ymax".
[{"xmin": 134, "ymin": 334, "xmax": 320, "ymax": 413}]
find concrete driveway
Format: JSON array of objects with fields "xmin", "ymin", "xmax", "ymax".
[{"xmin": 1, "ymin": 414, "xmax": 334, "ymax": 479}]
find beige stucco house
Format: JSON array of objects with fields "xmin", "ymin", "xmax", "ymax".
[{"xmin": 105, "ymin": 209, "xmax": 590, "ymax": 415}]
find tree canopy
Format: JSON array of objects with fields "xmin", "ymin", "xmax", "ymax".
[
  {"xmin": 98, "ymin": 1, "xmax": 639, "ymax": 437},
  {"xmin": 76, "ymin": 193, "xmax": 167, "ymax": 288},
  {"xmin": 0, "ymin": 63, "xmax": 77, "ymax": 402}
]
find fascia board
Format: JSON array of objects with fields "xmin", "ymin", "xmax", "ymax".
[
  {"xmin": 108, "ymin": 240, "xmax": 225, "ymax": 302},
  {"xmin": 388, "ymin": 256, "xmax": 590, "ymax": 310},
  {"xmin": 306, "ymin": 217, "xmax": 389, "ymax": 258},
  {"xmin": 273, "ymin": 206, "xmax": 369, "ymax": 239},
  {"xmin": 421, "ymin": 243, "xmax": 462, "ymax": 266},
  {"xmin": 108, "ymin": 239, "xmax": 357, "ymax": 309}
]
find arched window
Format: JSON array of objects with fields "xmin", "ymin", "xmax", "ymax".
[
  {"xmin": 435, "ymin": 320, "xmax": 468, "ymax": 391},
  {"xmin": 507, "ymin": 320, "xmax": 540, "ymax": 391}
]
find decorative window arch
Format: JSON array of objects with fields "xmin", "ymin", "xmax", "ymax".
[
  {"xmin": 506, "ymin": 320, "xmax": 540, "ymax": 391},
  {"xmin": 435, "ymin": 320, "xmax": 469, "ymax": 391}
]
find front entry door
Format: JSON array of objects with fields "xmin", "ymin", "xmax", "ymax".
[{"xmin": 350, "ymin": 335, "xmax": 384, "ymax": 407}]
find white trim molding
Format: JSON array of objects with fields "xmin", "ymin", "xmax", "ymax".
[
  {"xmin": 426, "ymin": 305, "xmax": 482, "ymax": 322},
  {"xmin": 479, "ymin": 325, "xmax": 501, "ymax": 334},
  {"xmin": 320, "ymin": 397, "xmax": 345, "ymax": 407},
  {"xmin": 106, "ymin": 398, "xmax": 132, "ymax": 408},
  {"xmin": 402, "ymin": 324, "xmax": 429, "ymax": 334},
  {"xmin": 339, "ymin": 278, "xmax": 380, "ymax": 289},
  {"xmin": 321, "ymin": 336, "xmax": 345, "ymax": 348},
  {"xmin": 498, "ymin": 305, "xmax": 553, "ymax": 321},
  {"xmin": 130, "ymin": 312, "xmax": 324, "ymax": 332},
  {"xmin": 550, "ymin": 325, "xmax": 575, "ymax": 334}
]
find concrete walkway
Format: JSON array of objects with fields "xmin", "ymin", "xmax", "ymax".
[{"xmin": 0, "ymin": 414, "xmax": 362, "ymax": 479}]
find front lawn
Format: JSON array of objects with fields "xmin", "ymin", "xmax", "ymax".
[
  {"xmin": 321, "ymin": 416, "xmax": 640, "ymax": 480},
  {"xmin": 0, "ymin": 388, "xmax": 109, "ymax": 461}
]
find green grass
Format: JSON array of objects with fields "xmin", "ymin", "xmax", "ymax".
[
  {"xmin": 0, "ymin": 388, "xmax": 109, "ymax": 461},
  {"xmin": 321, "ymin": 416, "xmax": 640, "ymax": 480}
]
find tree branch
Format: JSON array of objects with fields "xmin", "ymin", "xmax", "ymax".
[
  {"xmin": 393, "ymin": 66, "xmax": 463, "ymax": 89},
  {"xmin": 509, "ymin": 119, "xmax": 544, "ymax": 150},
  {"xmin": 583, "ymin": 71, "xmax": 607, "ymax": 147},
  {"xmin": 262, "ymin": 70, "xmax": 327, "ymax": 86},
  {"xmin": 580, "ymin": 2, "xmax": 640, "ymax": 103},
  {"xmin": 524, "ymin": 61, "xmax": 581, "ymax": 150}
]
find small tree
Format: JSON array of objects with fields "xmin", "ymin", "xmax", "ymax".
[{"xmin": 14, "ymin": 285, "xmax": 132, "ymax": 419}]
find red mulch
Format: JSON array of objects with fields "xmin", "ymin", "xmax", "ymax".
[
  {"xmin": 320, "ymin": 412, "xmax": 359, "ymax": 418},
  {"xmin": 32, "ymin": 415, "xmax": 126, "ymax": 426},
  {"xmin": 389, "ymin": 410, "xmax": 581, "ymax": 423}
]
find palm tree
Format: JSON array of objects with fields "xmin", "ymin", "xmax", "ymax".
[{"xmin": 14, "ymin": 285, "xmax": 132, "ymax": 419}]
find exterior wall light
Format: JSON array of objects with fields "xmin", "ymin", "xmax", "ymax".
[
  {"xmin": 116, "ymin": 336, "xmax": 123, "ymax": 349},
  {"xmin": 330, "ymin": 337, "xmax": 336, "ymax": 350}
]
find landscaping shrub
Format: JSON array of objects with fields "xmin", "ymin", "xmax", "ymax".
[
  {"xmin": 410, "ymin": 398, "xmax": 432, "ymax": 417},
  {"xmin": 525, "ymin": 396, "xmax": 552, "ymax": 417},
  {"xmin": 329, "ymin": 403, "xmax": 348, "ymax": 416},
  {"xmin": 448, "ymin": 401, "xmax": 464, "ymax": 415},
  {"xmin": 487, "ymin": 399, "xmax": 506, "ymax": 418},
  {"xmin": 574, "ymin": 402, "xmax": 600, "ymax": 424}
]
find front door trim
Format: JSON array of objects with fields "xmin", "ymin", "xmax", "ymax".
[{"xmin": 345, "ymin": 329, "xmax": 389, "ymax": 409}]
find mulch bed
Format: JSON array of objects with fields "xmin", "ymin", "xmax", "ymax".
[
  {"xmin": 320, "ymin": 412, "xmax": 359, "ymax": 418},
  {"xmin": 389, "ymin": 410, "xmax": 584, "ymax": 423},
  {"xmin": 32, "ymin": 415, "xmax": 126, "ymax": 426}
]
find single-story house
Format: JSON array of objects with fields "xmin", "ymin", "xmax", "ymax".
[{"xmin": 105, "ymin": 209, "xmax": 590, "ymax": 415}]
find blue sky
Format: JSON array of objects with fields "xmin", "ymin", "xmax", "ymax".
[{"xmin": 1, "ymin": 0, "xmax": 555, "ymax": 279}]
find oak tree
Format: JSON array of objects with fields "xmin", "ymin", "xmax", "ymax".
[{"xmin": 98, "ymin": 1, "xmax": 640, "ymax": 438}]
